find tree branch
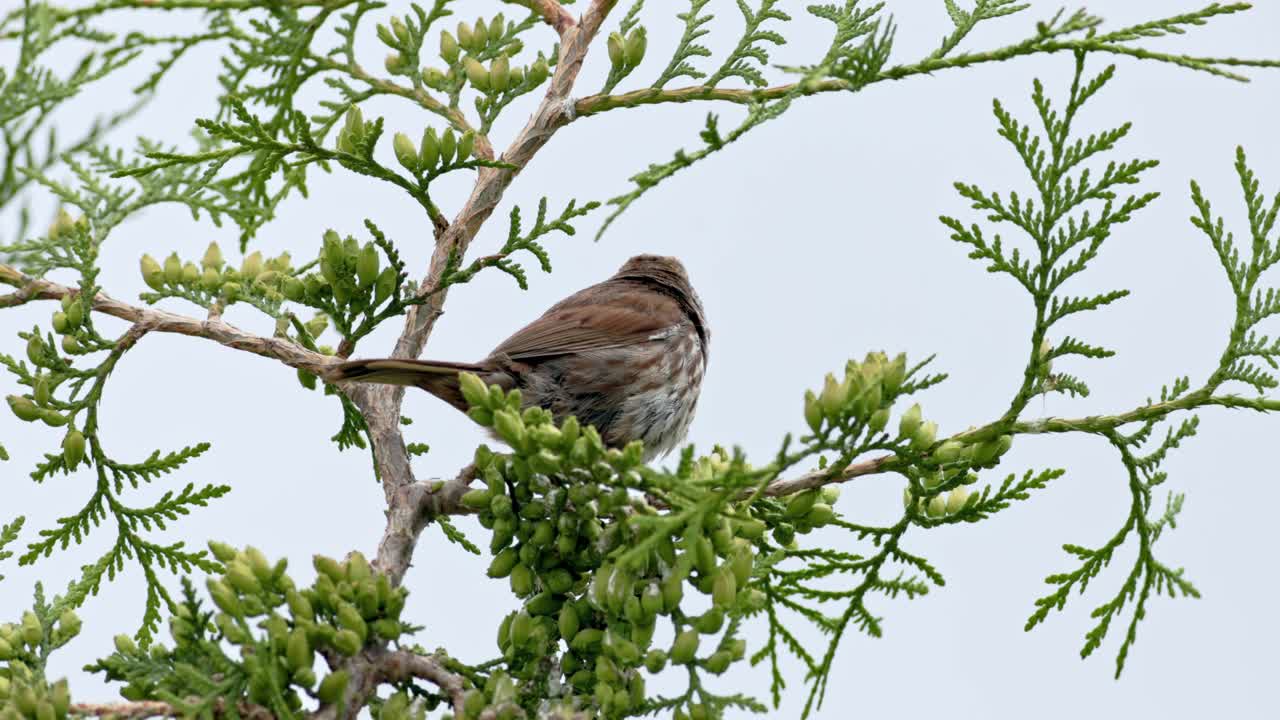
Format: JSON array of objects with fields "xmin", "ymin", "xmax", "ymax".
[
  {"xmin": 0, "ymin": 263, "xmax": 335, "ymax": 372},
  {"xmin": 393, "ymin": 0, "xmax": 618, "ymax": 361},
  {"xmin": 1003, "ymin": 391, "xmax": 1280, "ymax": 436},
  {"xmin": 69, "ymin": 699, "xmax": 273, "ymax": 719},
  {"xmin": 754, "ymin": 391, "xmax": 1280, "ymax": 498},
  {"xmin": 377, "ymin": 649, "xmax": 468, "ymax": 716},
  {"xmin": 310, "ymin": 54, "xmax": 492, "ymax": 159},
  {"xmin": 70, "ymin": 702, "xmax": 177, "ymax": 720},
  {"xmin": 67, "ymin": 649, "xmax": 463, "ymax": 720},
  {"xmin": 371, "ymin": 463, "xmax": 477, "ymax": 584},
  {"xmin": 506, "ymin": 0, "xmax": 576, "ymax": 36},
  {"xmin": 761, "ymin": 454, "xmax": 897, "ymax": 497},
  {"xmin": 570, "ymin": 38, "xmax": 1278, "ymax": 119},
  {"xmin": 312, "ymin": 645, "xmax": 470, "ymax": 720}
]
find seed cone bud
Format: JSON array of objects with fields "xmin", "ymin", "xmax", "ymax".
[
  {"xmin": 419, "ymin": 127, "xmax": 441, "ymax": 170},
  {"xmin": 163, "ymin": 253, "xmax": 182, "ymax": 285},
  {"xmin": 624, "ymin": 28, "xmax": 647, "ymax": 67},
  {"xmin": 202, "ymin": 242, "xmax": 224, "ymax": 271},
  {"xmin": 911, "ymin": 420, "xmax": 938, "ymax": 451},
  {"xmin": 490, "ymin": 56, "xmax": 510, "ymax": 92},
  {"xmin": 805, "ymin": 503, "xmax": 835, "ymax": 525},
  {"xmin": 712, "ymin": 567, "xmax": 736, "ymax": 608},
  {"xmin": 422, "ymin": 66, "xmax": 446, "ymax": 89},
  {"xmin": 240, "ymin": 251, "xmax": 264, "ymax": 281},
  {"xmin": 607, "ymin": 32, "xmax": 625, "ymax": 69},
  {"xmin": 464, "ymin": 57, "xmax": 490, "ymax": 90},
  {"xmin": 670, "ymin": 630, "xmax": 699, "ymax": 664},
  {"xmin": 197, "ymin": 267, "xmax": 219, "ymax": 291},
  {"xmin": 27, "ymin": 335, "xmax": 45, "ymax": 365},
  {"xmin": 945, "ymin": 486, "xmax": 971, "ymax": 515},
  {"xmin": 374, "ymin": 267, "xmax": 396, "ymax": 305},
  {"xmin": 457, "ymin": 130, "xmax": 476, "ymax": 161},
  {"xmin": 342, "ymin": 107, "xmax": 365, "ymax": 149},
  {"xmin": 932, "ymin": 440, "xmax": 966, "ymax": 464},
  {"xmin": 819, "ymin": 373, "xmax": 848, "ymax": 417},
  {"xmin": 393, "ymin": 132, "xmax": 418, "ymax": 171},
  {"xmin": 62, "ymin": 429, "xmax": 86, "ymax": 469},
  {"xmin": 9, "ymin": 395, "xmax": 41, "ymax": 422},
  {"xmin": 140, "ymin": 254, "xmax": 164, "ymax": 291},
  {"xmin": 926, "ymin": 494, "xmax": 947, "ymax": 518},
  {"xmin": 317, "ymin": 671, "xmax": 349, "ymax": 703},
  {"xmin": 356, "ymin": 244, "xmax": 380, "ymax": 288},
  {"xmin": 803, "ymin": 390, "xmax": 822, "ymax": 433},
  {"xmin": 50, "ymin": 208, "xmax": 76, "ymax": 238},
  {"xmin": 440, "ymin": 31, "xmax": 460, "ymax": 63},
  {"xmin": 34, "ymin": 375, "xmax": 52, "ymax": 406},
  {"xmin": 21, "ymin": 611, "xmax": 42, "ymax": 646},
  {"xmin": 390, "ymin": 17, "xmax": 409, "ymax": 44},
  {"xmin": 784, "ymin": 489, "xmax": 819, "ymax": 519},
  {"xmin": 898, "ymin": 403, "xmax": 922, "ymax": 440},
  {"xmin": 282, "ymin": 276, "xmax": 306, "ymax": 302},
  {"xmin": 440, "ymin": 128, "xmax": 457, "ymax": 164},
  {"xmin": 530, "ymin": 57, "xmax": 549, "ymax": 85}
]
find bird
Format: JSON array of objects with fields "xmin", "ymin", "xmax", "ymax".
[{"xmin": 329, "ymin": 255, "xmax": 708, "ymax": 462}]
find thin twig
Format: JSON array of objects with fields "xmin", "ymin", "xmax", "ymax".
[
  {"xmin": 0, "ymin": 263, "xmax": 334, "ymax": 372},
  {"xmin": 510, "ymin": 0, "xmax": 576, "ymax": 36},
  {"xmin": 70, "ymin": 699, "xmax": 272, "ymax": 720},
  {"xmin": 378, "ymin": 649, "xmax": 468, "ymax": 716},
  {"xmin": 393, "ymin": 0, "xmax": 618, "ymax": 361},
  {"xmin": 761, "ymin": 454, "xmax": 897, "ymax": 497},
  {"xmin": 570, "ymin": 39, "xmax": 1278, "ymax": 119}
]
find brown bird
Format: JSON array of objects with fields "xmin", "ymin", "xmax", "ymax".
[{"xmin": 330, "ymin": 255, "xmax": 708, "ymax": 461}]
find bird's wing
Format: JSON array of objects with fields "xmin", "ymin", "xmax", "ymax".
[{"xmin": 490, "ymin": 291, "xmax": 676, "ymax": 362}]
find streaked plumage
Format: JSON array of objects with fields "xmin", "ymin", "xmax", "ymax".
[{"xmin": 330, "ymin": 255, "xmax": 708, "ymax": 461}]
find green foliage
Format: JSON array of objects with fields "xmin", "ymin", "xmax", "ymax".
[
  {"xmin": 600, "ymin": 3, "xmax": 647, "ymax": 94},
  {"xmin": 284, "ymin": 221, "xmax": 416, "ymax": 346},
  {"xmin": 1032, "ymin": 148, "xmax": 1280, "ymax": 678},
  {"xmin": 943, "ymin": 55, "xmax": 1155, "ymax": 406},
  {"xmin": 941, "ymin": 54, "xmax": 1280, "ymax": 681},
  {"xmin": 1197, "ymin": 149, "xmax": 1280, "ymax": 392},
  {"xmin": 0, "ymin": 584, "xmax": 90, "ymax": 720},
  {"xmin": 439, "ymin": 198, "xmax": 600, "ymax": 291},
  {"xmin": 88, "ymin": 549, "xmax": 417, "ymax": 718},
  {"xmin": 703, "ymin": 1, "xmax": 790, "ymax": 89},
  {"xmin": 653, "ymin": 0, "xmax": 714, "ymax": 89},
  {"xmin": 1, "ymin": 1, "xmax": 1280, "ymax": 718},
  {"xmin": 0, "ymin": 519, "xmax": 21, "ymax": 583},
  {"xmin": 598, "ymin": 2, "xmax": 1280, "ymax": 240},
  {"xmin": 943, "ymin": 54, "xmax": 1170, "ymax": 672},
  {"xmin": 457, "ymin": 377, "xmax": 785, "ymax": 718},
  {"xmin": 0, "ymin": 203, "xmax": 226, "ymax": 643},
  {"xmin": 449, "ymin": 351, "xmax": 1020, "ymax": 718},
  {"xmin": 0, "ymin": 1, "xmax": 171, "ymax": 235},
  {"xmin": 933, "ymin": 0, "xmax": 1029, "ymax": 60}
]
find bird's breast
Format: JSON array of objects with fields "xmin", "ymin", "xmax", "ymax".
[
  {"xmin": 513, "ymin": 323, "xmax": 706, "ymax": 463},
  {"xmin": 621, "ymin": 324, "xmax": 705, "ymax": 461}
]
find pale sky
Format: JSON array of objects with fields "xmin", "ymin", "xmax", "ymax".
[{"xmin": 2, "ymin": 1, "xmax": 1278, "ymax": 717}]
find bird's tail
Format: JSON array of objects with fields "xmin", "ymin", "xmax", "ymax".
[{"xmin": 328, "ymin": 358, "xmax": 484, "ymax": 411}]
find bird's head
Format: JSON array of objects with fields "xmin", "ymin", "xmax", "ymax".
[{"xmin": 614, "ymin": 254, "xmax": 709, "ymax": 355}]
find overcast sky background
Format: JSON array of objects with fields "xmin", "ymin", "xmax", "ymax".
[{"xmin": 2, "ymin": 1, "xmax": 1278, "ymax": 717}]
